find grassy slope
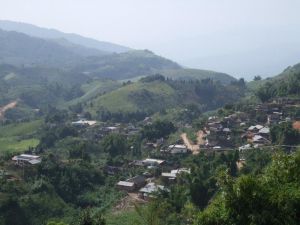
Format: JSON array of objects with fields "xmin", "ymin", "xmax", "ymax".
[
  {"xmin": 90, "ymin": 81, "xmax": 175, "ymax": 113},
  {"xmin": 0, "ymin": 120, "xmax": 41, "ymax": 153},
  {"xmin": 67, "ymin": 79, "xmax": 121, "ymax": 106},
  {"xmin": 106, "ymin": 210, "xmax": 141, "ymax": 225}
]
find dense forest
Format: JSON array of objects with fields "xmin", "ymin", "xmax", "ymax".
[{"xmin": 256, "ymin": 64, "xmax": 300, "ymax": 102}]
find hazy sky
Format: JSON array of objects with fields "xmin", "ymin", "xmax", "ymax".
[{"xmin": 1, "ymin": 0, "xmax": 300, "ymax": 79}]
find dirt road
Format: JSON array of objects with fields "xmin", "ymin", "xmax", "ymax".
[
  {"xmin": 0, "ymin": 101, "xmax": 18, "ymax": 119},
  {"xmin": 181, "ymin": 130, "xmax": 206, "ymax": 155},
  {"xmin": 197, "ymin": 130, "xmax": 206, "ymax": 146}
]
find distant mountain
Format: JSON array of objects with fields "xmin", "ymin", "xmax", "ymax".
[
  {"xmin": 0, "ymin": 22, "xmax": 239, "ymax": 113},
  {"xmin": 0, "ymin": 29, "xmax": 107, "ymax": 67},
  {"xmin": 0, "ymin": 20, "xmax": 237, "ymax": 84},
  {"xmin": 71, "ymin": 50, "xmax": 237, "ymax": 83},
  {"xmin": 72, "ymin": 50, "xmax": 181, "ymax": 80},
  {"xmin": 0, "ymin": 20, "xmax": 131, "ymax": 53}
]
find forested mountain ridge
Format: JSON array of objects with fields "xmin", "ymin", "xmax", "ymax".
[
  {"xmin": 0, "ymin": 24, "xmax": 238, "ymax": 117},
  {"xmin": 0, "ymin": 20, "xmax": 131, "ymax": 53},
  {"xmin": 71, "ymin": 50, "xmax": 181, "ymax": 80},
  {"xmin": 0, "ymin": 29, "xmax": 106, "ymax": 67},
  {"xmin": 254, "ymin": 62, "xmax": 300, "ymax": 102},
  {"xmin": 0, "ymin": 27, "xmax": 236, "ymax": 82}
]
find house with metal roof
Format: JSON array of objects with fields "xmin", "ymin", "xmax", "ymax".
[{"xmin": 12, "ymin": 154, "xmax": 42, "ymax": 165}]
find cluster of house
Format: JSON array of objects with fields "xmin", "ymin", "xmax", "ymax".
[
  {"xmin": 203, "ymin": 114, "xmax": 247, "ymax": 149},
  {"xmin": 71, "ymin": 117, "xmax": 141, "ymax": 140},
  {"xmin": 117, "ymin": 157, "xmax": 190, "ymax": 200},
  {"xmin": 204, "ymin": 114, "xmax": 273, "ymax": 150},
  {"xmin": 245, "ymin": 125, "xmax": 270, "ymax": 143},
  {"xmin": 256, "ymin": 98, "xmax": 300, "ymax": 124},
  {"xmin": 161, "ymin": 168, "xmax": 191, "ymax": 182},
  {"xmin": 202, "ymin": 97, "xmax": 300, "ymax": 151},
  {"xmin": 117, "ymin": 175, "xmax": 166, "ymax": 200},
  {"xmin": 161, "ymin": 144, "xmax": 189, "ymax": 154}
]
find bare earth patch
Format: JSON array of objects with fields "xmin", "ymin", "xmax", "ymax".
[
  {"xmin": 181, "ymin": 130, "xmax": 206, "ymax": 155},
  {"xmin": 0, "ymin": 100, "xmax": 18, "ymax": 119},
  {"xmin": 112, "ymin": 193, "xmax": 147, "ymax": 215}
]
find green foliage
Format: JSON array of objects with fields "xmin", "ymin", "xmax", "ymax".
[
  {"xmin": 37, "ymin": 155, "xmax": 104, "ymax": 204},
  {"xmin": 101, "ymin": 134, "xmax": 128, "ymax": 158},
  {"xmin": 0, "ymin": 120, "xmax": 41, "ymax": 153},
  {"xmin": 97, "ymin": 109, "xmax": 148, "ymax": 122},
  {"xmin": 256, "ymin": 70, "xmax": 300, "ymax": 102},
  {"xmin": 270, "ymin": 122, "xmax": 300, "ymax": 146},
  {"xmin": 140, "ymin": 74, "xmax": 165, "ymax": 83},
  {"xmin": 0, "ymin": 178, "xmax": 76, "ymax": 225},
  {"xmin": 194, "ymin": 150, "xmax": 300, "ymax": 225},
  {"xmin": 38, "ymin": 112, "xmax": 78, "ymax": 149},
  {"xmin": 67, "ymin": 79, "xmax": 121, "ymax": 106},
  {"xmin": 253, "ymin": 75, "xmax": 262, "ymax": 81},
  {"xmin": 240, "ymin": 149, "xmax": 272, "ymax": 175},
  {"xmin": 0, "ymin": 195, "xmax": 29, "ymax": 225},
  {"xmin": 134, "ymin": 201, "xmax": 180, "ymax": 225},
  {"xmin": 159, "ymin": 68, "xmax": 236, "ymax": 84},
  {"xmin": 73, "ymin": 50, "xmax": 180, "ymax": 80},
  {"xmin": 76, "ymin": 210, "xmax": 106, "ymax": 225},
  {"xmin": 105, "ymin": 209, "xmax": 141, "ymax": 225},
  {"xmin": 47, "ymin": 222, "xmax": 68, "ymax": 225},
  {"xmin": 142, "ymin": 120, "xmax": 176, "ymax": 140},
  {"xmin": 89, "ymin": 77, "xmax": 245, "ymax": 119}
]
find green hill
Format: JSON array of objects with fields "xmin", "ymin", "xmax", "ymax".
[
  {"xmin": 67, "ymin": 79, "xmax": 121, "ymax": 106},
  {"xmin": 71, "ymin": 50, "xmax": 236, "ymax": 83},
  {"xmin": 252, "ymin": 62, "xmax": 300, "ymax": 101},
  {"xmin": 88, "ymin": 75, "xmax": 245, "ymax": 117},
  {"xmin": 159, "ymin": 68, "xmax": 236, "ymax": 84},
  {"xmin": 0, "ymin": 64, "xmax": 93, "ymax": 109},
  {"xmin": 0, "ymin": 120, "xmax": 41, "ymax": 153},
  {"xmin": 71, "ymin": 50, "xmax": 181, "ymax": 80},
  {"xmin": 0, "ymin": 26, "xmax": 237, "ymax": 115}
]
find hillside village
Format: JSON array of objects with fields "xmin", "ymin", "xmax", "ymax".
[
  {"xmin": 3, "ymin": 96, "xmax": 299, "ymax": 215},
  {"xmin": 0, "ymin": 67, "xmax": 300, "ymax": 225},
  {"xmin": 105, "ymin": 97, "xmax": 300, "ymax": 205},
  {"xmin": 0, "ymin": 6, "xmax": 300, "ymax": 224}
]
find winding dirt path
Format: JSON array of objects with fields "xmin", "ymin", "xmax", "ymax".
[
  {"xmin": 0, "ymin": 100, "xmax": 18, "ymax": 119},
  {"xmin": 181, "ymin": 130, "xmax": 206, "ymax": 155}
]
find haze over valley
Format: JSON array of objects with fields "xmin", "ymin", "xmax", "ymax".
[{"xmin": 2, "ymin": 0, "xmax": 300, "ymax": 79}]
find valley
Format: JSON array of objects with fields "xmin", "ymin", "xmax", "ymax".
[{"xmin": 0, "ymin": 20, "xmax": 299, "ymax": 225}]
